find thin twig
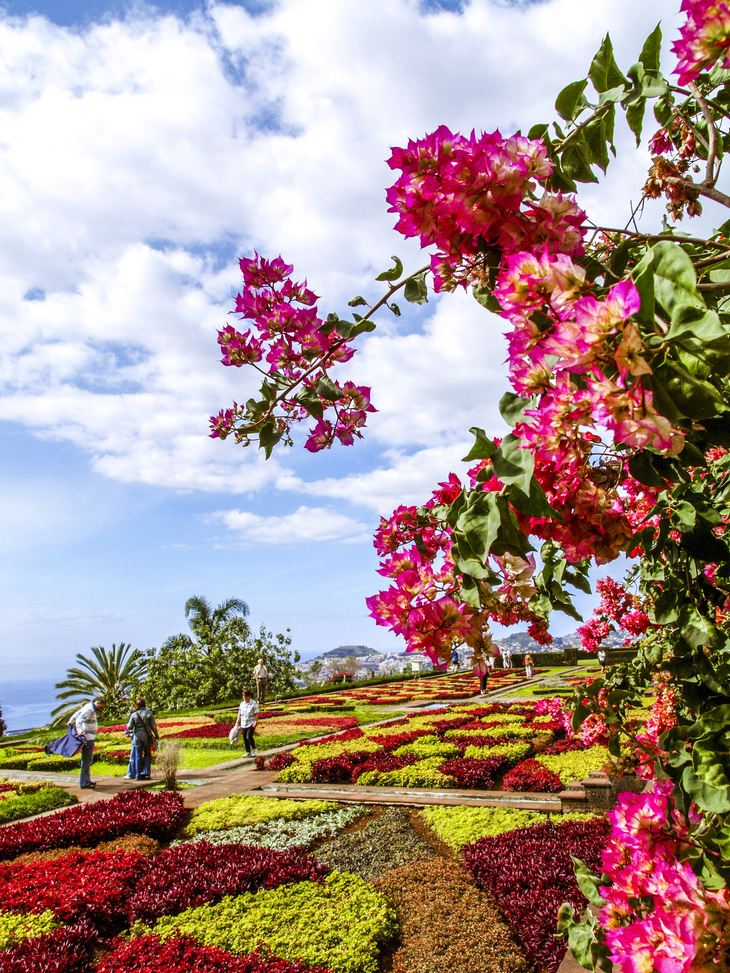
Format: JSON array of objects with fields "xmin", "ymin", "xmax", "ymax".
[
  {"xmin": 697, "ymin": 280, "xmax": 730, "ymax": 291},
  {"xmin": 689, "ymin": 81, "xmax": 719, "ymax": 184},
  {"xmin": 233, "ymin": 264, "xmax": 431, "ymax": 436}
]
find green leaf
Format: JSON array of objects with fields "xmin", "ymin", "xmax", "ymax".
[
  {"xmin": 626, "ymin": 96, "xmax": 646, "ymax": 145},
  {"xmin": 655, "ymin": 362, "xmax": 724, "ymax": 419},
  {"xmin": 258, "ymin": 420, "xmax": 283, "ymax": 459},
  {"xmin": 472, "ymin": 283, "xmax": 502, "ymax": 313},
  {"xmin": 628, "ymin": 451, "xmax": 666, "ymax": 487},
  {"xmin": 509, "ymin": 478, "xmax": 560, "ymax": 520},
  {"xmin": 499, "ymin": 392, "xmax": 533, "ymax": 427},
  {"xmin": 682, "ymin": 764, "xmax": 730, "ymax": 814},
  {"xmin": 673, "ymin": 499, "xmax": 697, "ymax": 531},
  {"xmin": 589, "ymin": 34, "xmax": 628, "ymax": 93},
  {"xmin": 375, "ymin": 255, "xmax": 403, "ymax": 282},
  {"xmin": 491, "ymin": 434, "xmax": 535, "ymax": 494},
  {"xmin": 680, "ymin": 528, "xmax": 730, "ymax": 562},
  {"xmin": 639, "ymin": 23, "xmax": 662, "ymax": 74},
  {"xmin": 404, "ymin": 272, "xmax": 428, "ymax": 305},
  {"xmin": 571, "ymin": 857, "xmax": 607, "ymax": 908},
  {"xmin": 294, "ymin": 385, "xmax": 324, "ymax": 420},
  {"xmin": 555, "ymin": 79, "xmax": 588, "ymax": 121},
  {"xmin": 668, "ymin": 305, "xmax": 728, "ymax": 343},
  {"xmin": 462, "ymin": 427, "xmax": 498, "ymax": 462},
  {"xmin": 347, "ymin": 296, "xmax": 368, "ymax": 308},
  {"xmin": 650, "ymin": 241, "xmax": 702, "ymax": 316},
  {"xmin": 653, "ymin": 590, "xmax": 680, "ymax": 623},
  {"xmin": 561, "ymin": 142, "xmax": 599, "ymax": 184},
  {"xmin": 315, "ymin": 375, "xmax": 345, "ymax": 402}
]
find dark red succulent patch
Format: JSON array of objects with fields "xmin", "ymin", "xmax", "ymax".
[
  {"xmin": 539, "ymin": 739, "xmax": 591, "ymax": 756},
  {"xmin": 266, "ymin": 752, "xmax": 296, "ymax": 771},
  {"xmin": 437, "ymin": 756, "xmax": 512, "ymax": 789},
  {"xmin": 462, "ymin": 818, "xmax": 610, "ymax": 973},
  {"xmin": 309, "ymin": 750, "xmax": 375, "ymax": 784},
  {"xmin": 0, "ymin": 921, "xmax": 99, "ymax": 973},
  {"xmin": 351, "ymin": 752, "xmax": 419, "ymax": 781},
  {"xmin": 127, "ymin": 841, "xmax": 329, "ymax": 922},
  {"xmin": 98, "ymin": 935, "xmax": 333, "ymax": 972},
  {"xmin": 0, "ymin": 790, "xmax": 185, "ymax": 861},
  {"xmin": 502, "ymin": 759, "xmax": 563, "ymax": 793}
]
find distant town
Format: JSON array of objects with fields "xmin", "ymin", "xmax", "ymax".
[{"xmin": 295, "ymin": 627, "xmax": 634, "ymax": 685}]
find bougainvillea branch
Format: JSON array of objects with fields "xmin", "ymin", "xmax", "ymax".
[{"xmin": 211, "ymin": 4, "xmax": 730, "ymax": 967}]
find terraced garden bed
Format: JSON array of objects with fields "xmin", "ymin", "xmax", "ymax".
[
  {"xmin": 0, "ymin": 787, "xmax": 609, "ymax": 973},
  {"xmin": 267, "ymin": 700, "xmax": 617, "ymax": 795}
]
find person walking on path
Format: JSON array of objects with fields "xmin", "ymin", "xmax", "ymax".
[
  {"xmin": 523, "ymin": 653, "xmax": 534, "ymax": 679},
  {"xmin": 125, "ymin": 697, "xmax": 159, "ymax": 781},
  {"xmin": 502, "ymin": 646, "xmax": 512, "ymax": 669},
  {"xmin": 253, "ymin": 658, "xmax": 268, "ymax": 706},
  {"xmin": 68, "ymin": 697, "xmax": 105, "ymax": 789},
  {"xmin": 479, "ymin": 663, "xmax": 489, "ymax": 695},
  {"xmin": 233, "ymin": 688, "xmax": 259, "ymax": 756}
]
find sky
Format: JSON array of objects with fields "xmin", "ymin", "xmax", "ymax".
[{"xmin": 0, "ymin": 0, "xmax": 683, "ymax": 686}]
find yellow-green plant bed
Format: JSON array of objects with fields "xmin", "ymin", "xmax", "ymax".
[
  {"xmin": 419, "ymin": 806, "xmax": 601, "ymax": 851},
  {"xmin": 145, "ymin": 871, "xmax": 397, "ymax": 973},
  {"xmin": 183, "ymin": 794, "xmax": 340, "ymax": 837}
]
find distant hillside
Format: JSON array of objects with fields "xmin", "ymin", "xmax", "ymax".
[
  {"xmin": 495, "ymin": 627, "xmax": 634, "ymax": 653},
  {"xmin": 318, "ymin": 644, "xmax": 379, "ymax": 659}
]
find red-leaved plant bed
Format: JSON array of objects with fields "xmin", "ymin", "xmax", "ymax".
[
  {"xmin": 0, "ymin": 921, "xmax": 99, "ymax": 973},
  {"xmin": 298, "ymin": 727, "xmax": 365, "ymax": 748},
  {"xmin": 0, "ymin": 850, "xmax": 147, "ymax": 934},
  {"xmin": 448, "ymin": 734, "xmax": 516, "ymax": 751},
  {"xmin": 462, "ymin": 818, "xmax": 611, "ymax": 973},
  {"xmin": 98, "ymin": 935, "xmax": 333, "ymax": 973},
  {"xmin": 538, "ymin": 739, "xmax": 591, "ymax": 755},
  {"xmin": 99, "ymin": 720, "xmax": 198, "ymax": 734},
  {"xmin": 351, "ymin": 752, "xmax": 420, "ymax": 781},
  {"xmin": 367, "ymin": 730, "xmax": 433, "ymax": 751},
  {"xmin": 502, "ymin": 759, "xmax": 564, "ymax": 794},
  {"xmin": 309, "ymin": 751, "xmax": 375, "ymax": 784},
  {"xmin": 170, "ymin": 723, "xmax": 236, "ymax": 739},
  {"xmin": 266, "ymin": 752, "xmax": 296, "ymax": 771},
  {"xmin": 127, "ymin": 841, "xmax": 330, "ymax": 923},
  {"xmin": 438, "ymin": 756, "xmax": 512, "ymax": 790},
  {"xmin": 0, "ymin": 790, "xmax": 185, "ymax": 861}
]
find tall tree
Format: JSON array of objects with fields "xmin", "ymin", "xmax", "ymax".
[
  {"xmin": 0, "ymin": 698, "xmax": 6, "ymax": 737},
  {"xmin": 142, "ymin": 598, "xmax": 297, "ymax": 709},
  {"xmin": 184, "ymin": 596, "xmax": 249, "ymax": 651},
  {"xmin": 51, "ymin": 643, "xmax": 146, "ymax": 724}
]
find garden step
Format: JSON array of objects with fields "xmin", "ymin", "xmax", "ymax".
[{"xmin": 255, "ymin": 782, "xmax": 564, "ymax": 810}]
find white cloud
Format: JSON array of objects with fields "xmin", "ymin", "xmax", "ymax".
[
  {"xmin": 0, "ymin": 0, "xmax": 675, "ymax": 503},
  {"xmin": 209, "ymin": 504, "xmax": 370, "ymax": 543}
]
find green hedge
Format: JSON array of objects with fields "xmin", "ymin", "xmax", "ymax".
[{"xmin": 25, "ymin": 754, "xmax": 81, "ymax": 772}]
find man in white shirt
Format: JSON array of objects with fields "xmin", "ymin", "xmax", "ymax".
[
  {"xmin": 252, "ymin": 658, "xmax": 268, "ymax": 707},
  {"xmin": 234, "ymin": 689, "xmax": 259, "ymax": 756},
  {"xmin": 68, "ymin": 696, "xmax": 106, "ymax": 789}
]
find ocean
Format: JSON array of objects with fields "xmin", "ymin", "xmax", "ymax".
[{"xmin": 0, "ymin": 664, "xmax": 65, "ymax": 734}]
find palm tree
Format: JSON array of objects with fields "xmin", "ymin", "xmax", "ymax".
[
  {"xmin": 184, "ymin": 596, "xmax": 250, "ymax": 652},
  {"xmin": 51, "ymin": 643, "xmax": 147, "ymax": 725}
]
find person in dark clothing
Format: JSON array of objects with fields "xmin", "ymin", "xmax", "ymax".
[{"xmin": 125, "ymin": 697, "xmax": 159, "ymax": 781}]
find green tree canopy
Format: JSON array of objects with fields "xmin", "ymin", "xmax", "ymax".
[
  {"xmin": 51, "ymin": 643, "xmax": 146, "ymax": 724},
  {"xmin": 142, "ymin": 600, "xmax": 297, "ymax": 710}
]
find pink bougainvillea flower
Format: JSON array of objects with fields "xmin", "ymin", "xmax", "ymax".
[{"xmin": 673, "ymin": 0, "xmax": 730, "ymax": 86}]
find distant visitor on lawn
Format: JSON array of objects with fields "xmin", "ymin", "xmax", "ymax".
[{"xmin": 253, "ymin": 658, "xmax": 268, "ymax": 705}]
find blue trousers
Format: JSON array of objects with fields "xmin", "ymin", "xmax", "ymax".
[
  {"xmin": 79, "ymin": 740, "xmax": 95, "ymax": 787},
  {"xmin": 127, "ymin": 732, "xmax": 152, "ymax": 779}
]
